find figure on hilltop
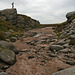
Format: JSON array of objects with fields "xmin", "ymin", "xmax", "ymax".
[{"xmin": 12, "ymin": 2, "xmax": 14, "ymax": 9}]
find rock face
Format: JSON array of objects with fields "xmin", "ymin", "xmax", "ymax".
[
  {"xmin": 1, "ymin": 9, "xmax": 17, "ymax": 25},
  {"xmin": 51, "ymin": 67, "xmax": 75, "ymax": 75},
  {"xmin": 0, "ymin": 50, "xmax": 16, "ymax": 65},
  {"xmin": 66, "ymin": 11, "xmax": 75, "ymax": 20}
]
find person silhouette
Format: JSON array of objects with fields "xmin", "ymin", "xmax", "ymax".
[{"xmin": 12, "ymin": 2, "xmax": 14, "ymax": 9}]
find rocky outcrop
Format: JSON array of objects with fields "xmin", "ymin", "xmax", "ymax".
[
  {"xmin": 0, "ymin": 8, "xmax": 41, "ymax": 30},
  {"xmin": 17, "ymin": 16, "xmax": 25, "ymax": 27},
  {"xmin": 57, "ymin": 11, "xmax": 75, "ymax": 46},
  {"xmin": 51, "ymin": 67, "xmax": 75, "ymax": 75},
  {"xmin": 0, "ymin": 50, "xmax": 16, "ymax": 65},
  {"xmin": 1, "ymin": 9, "xmax": 17, "ymax": 25},
  {"xmin": 66, "ymin": 11, "xmax": 75, "ymax": 21}
]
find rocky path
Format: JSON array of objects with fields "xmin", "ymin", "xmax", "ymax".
[{"xmin": 6, "ymin": 27, "xmax": 70, "ymax": 75}]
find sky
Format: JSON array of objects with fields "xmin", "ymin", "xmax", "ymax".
[{"xmin": 0, "ymin": 0, "xmax": 75, "ymax": 24}]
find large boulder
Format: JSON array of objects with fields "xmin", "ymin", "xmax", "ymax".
[
  {"xmin": 0, "ymin": 41, "xmax": 18, "ymax": 53},
  {"xmin": 49, "ymin": 45, "xmax": 64, "ymax": 51},
  {"xmin": 66, "ymin": 11, "xmax": 75, "ymax": 21},
  {"xmin": 1, "ymin": 9, "xmax": 17, "ymax": 25},
  {"xmin": 0, "ymin": 50, "xmax": 16, "ymax": 65},
  {"xmin": 51, "ymin": 67, "xmax": 75, "ymax": 75},
  {"xmin": 0, "ymin": 72, "xmax": 9, "ymax": 75}
]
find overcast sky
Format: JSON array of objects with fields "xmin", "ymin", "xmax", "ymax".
[{"xmin": 0, "ymin": 0, "xmax": 75, "ymax": 24}]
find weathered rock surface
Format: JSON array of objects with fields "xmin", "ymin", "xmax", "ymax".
[
  {"xmin": 0, "ymin": 41, "xmax": 18, "ymax": 53},
  {"xmin": 55, "ymin": 40, "xmax": 66, "ymax": 45},
  {"xmin": 66, "ymin": 11, "xmax": 75, "ymax": 20},
  {"xmin": 49, "ymin": 45, "xmax": 64, "ymax": 51},
  {"xmin": 51, "ymin": 67, "xmax": 75, "ymax": 75},
  {"xmin": 1, "ymin": 9, "xmax": 17, "ymax": 25},
  {"xmin": 0, "ymin": 72, "xmax": 10, "ymax": 75},
  {"xmin": 17, "ymin": 16, "xmax": 25, "ymax": 27},
  {"xmin": 0, "ymin": 8, "xmax": 41, "ymax": 31},
  {"xmin": 0, "ymin": 50, "xmax": 16, "ymax": 65}
]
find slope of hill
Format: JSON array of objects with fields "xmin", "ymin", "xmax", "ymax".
[{"xmin": 0, "ymin": 8, "xmax": 41, "ymax": 40}]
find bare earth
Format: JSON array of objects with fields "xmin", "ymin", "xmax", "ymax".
[{"xmin": 6, "ymin": 27, "xmax": 70, "ymax": 75}]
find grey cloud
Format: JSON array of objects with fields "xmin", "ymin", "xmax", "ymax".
[{"xmin": 0, "ymin": 0, "xmax": 75, "ymax": 24}]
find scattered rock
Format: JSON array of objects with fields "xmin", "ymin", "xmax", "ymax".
[
  {"xmin": 28, "ymin": 56, "xmax": 35, "ymax": 59},
  {"xmin": 10, "ymin": 37, "xmax": 16, "ymax": 42},
  {"xmin": 59, "ymin": 49, "xmax": 71, "ymax": 53},
  {"xmin": 66, "ymin": 53, "xmax": 75, "ymax": 58},
  {"xmin": 48, "ymin": 53, "xmax": 57, "ymax": 57},
  {"xmin": 66, "ymin": 60, "xmax": 75, "ymax": 65},
  {"xmin": 63, "ymin": 44, "xmax": 69, "ymax": 48}
]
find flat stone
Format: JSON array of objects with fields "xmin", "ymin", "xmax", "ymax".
[
  {"xmin": 49, "ymin": 45, "xmax": 64, "ymax": 51},
  {"xmin": 59, "ymin": 49, "xmax": 71, "ymax": 53}
]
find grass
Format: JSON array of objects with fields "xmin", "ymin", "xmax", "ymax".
[
  {"xmin": 11, "ymin": 32, "xmax": 23, "ymax": 37},
  {"xmin": 0, "ymin": 19, "xmax": 16, "ymax": 32}
]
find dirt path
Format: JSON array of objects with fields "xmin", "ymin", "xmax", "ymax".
[{"xmin": 6, "ymin": 27, "xmax": 70, "ymax": 75}]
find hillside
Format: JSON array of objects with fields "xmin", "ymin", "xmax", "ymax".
[
  {"xmin": 0, "ymin": 9, "xmax": 75, "ymax": 75},
  {"xmin": 0, "ymin": 8, "xmax": 41, "ymax": 40}
]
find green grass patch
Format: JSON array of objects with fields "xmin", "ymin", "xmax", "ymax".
[{"xmin": 11, "ymin": 32, "xmax": 23, "ymax": 37}]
